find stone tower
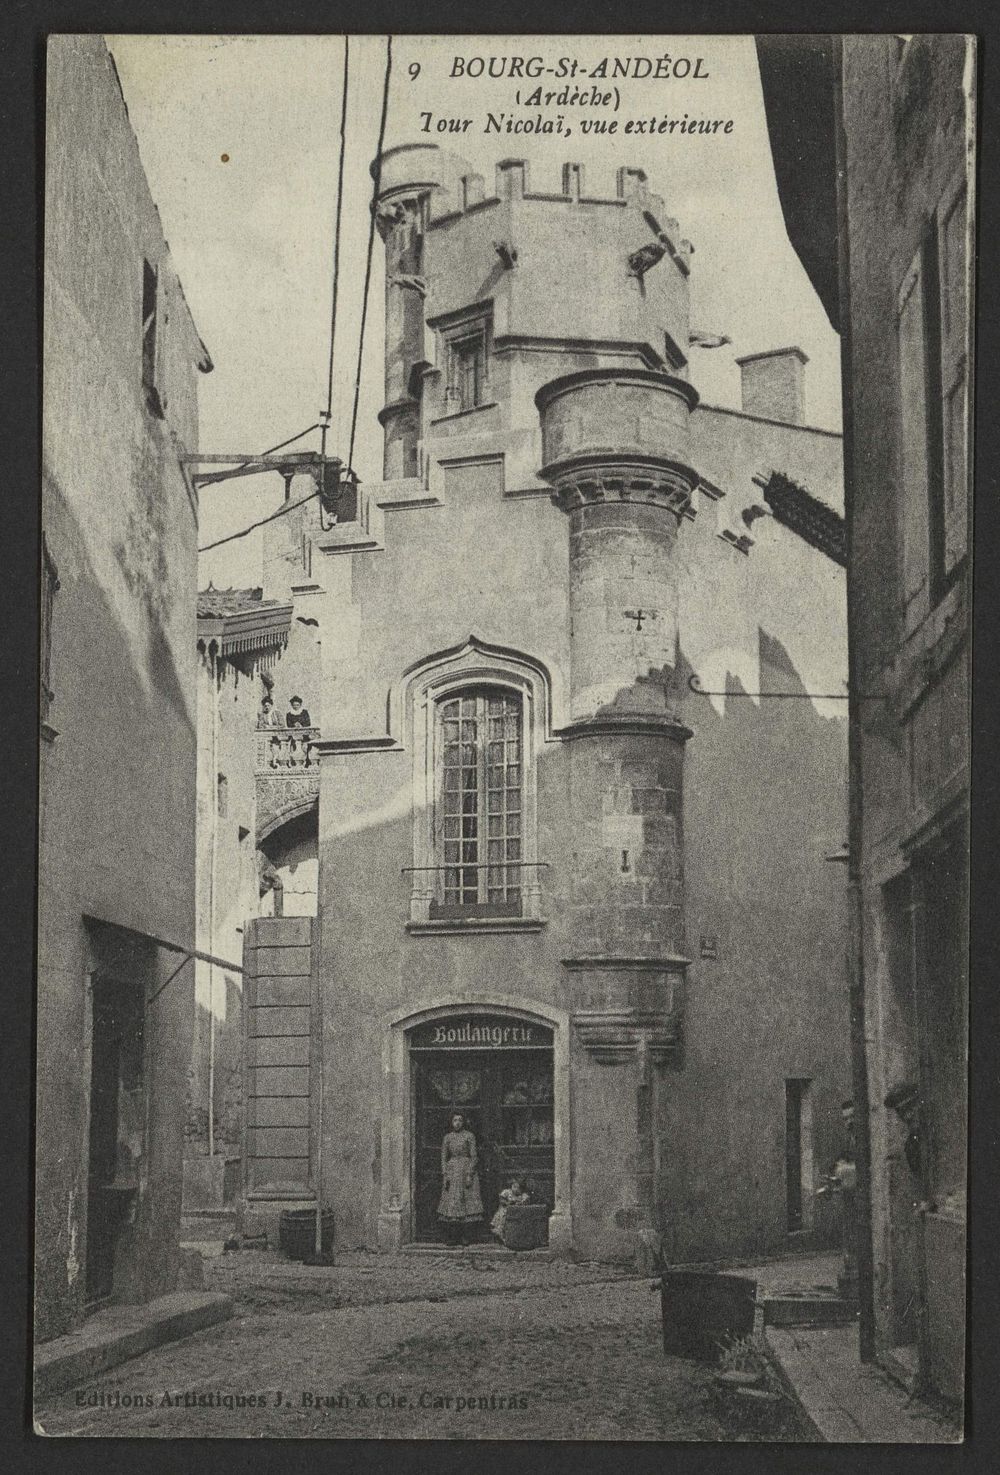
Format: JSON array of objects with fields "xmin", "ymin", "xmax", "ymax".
[{"xmin": 367, "ymin": 143, "xmax": 703, "ymax": 1255}]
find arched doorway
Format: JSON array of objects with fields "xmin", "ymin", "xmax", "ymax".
[
  {"xmin": 378, "ymin": 998, "xmax": 572, "ymax": 1254},
  {"xmin": 409, "ymin": 1015, "xmax": 555, "ymax": 1242}
]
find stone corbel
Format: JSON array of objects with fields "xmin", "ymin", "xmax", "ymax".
[
  {"xmin": 388, "ymin": 274, "xmax": 428, "ymax": 297},
  {"xmin": 573, "ymin": 1008, "xmax": 681, "ymax": 1065}
]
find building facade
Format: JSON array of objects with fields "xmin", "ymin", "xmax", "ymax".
[
  {"xmin": 243, "ymin": 145, "xmax": 852, "ymax": 1265},
  {"xmin": 185, "ymin": 588, "xmax": 293, "ymax": 1214},
  {"xmin": 757, "ymin": 33, "xmax": 972, "ymax": 1407},
  {"xmin": 38, "ymin": 36, "xmax": 211, "ymax": 1339}
]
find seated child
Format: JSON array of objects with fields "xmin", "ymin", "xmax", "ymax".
[{"xmin": 490, "ymin": 1177, "xmax": 531, "ymax": 1241}]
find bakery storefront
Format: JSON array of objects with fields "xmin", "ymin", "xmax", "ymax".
[{"xmin": 378, "ymin": 1004, "xmax": 572, "ymax": 1253}]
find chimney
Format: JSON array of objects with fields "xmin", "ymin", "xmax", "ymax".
[{"xmin": 735, "ymin": 347, "xmax": 808, "ymax": 425}]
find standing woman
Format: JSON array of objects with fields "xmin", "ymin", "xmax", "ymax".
[{"xmin": 437, "ymin": 1112, "xmax": 484, "ymax": 1245}]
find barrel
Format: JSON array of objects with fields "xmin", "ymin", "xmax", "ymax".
[
  {"xmin": 279, "ymin": 1208, "xmax": 334, "ymax": 1261},
  {"xmin": 659, "ymin": 1271, "xmax": 757, "ymax": 1361}
]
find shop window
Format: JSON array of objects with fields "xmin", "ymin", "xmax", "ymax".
[
  {"xmin": 434, "ymin": 687, "xmax": 523, "ymax": 917},
  {"xmin": 40, "ymin": 532, "xmax": 60, "ymax": 733}
]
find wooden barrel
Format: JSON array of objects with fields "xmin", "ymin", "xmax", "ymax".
[{"xmin": 659, "ymin": 1271, "xmax": 757, "ymax": 1361}]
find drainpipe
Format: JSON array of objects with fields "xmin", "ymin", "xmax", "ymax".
[
  {"xmin": 313, "ymin": 906, "xmax": 325, "ymax": 1257},
  {"xmin": 208, "ymin": 645, "xmax": 220, "ymax": 1161},
  {"xmin": 833, "ymin": 35, "xmax": 876, "ymax": 1363}
]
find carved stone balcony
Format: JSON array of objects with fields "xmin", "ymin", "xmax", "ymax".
[
  {"xmin": 255, "ymin": 727, "xmax": 320, "ymax": 842},
  {"xmin": 255, "ymin": 727, "xmax": 320, "ymax": 774}
]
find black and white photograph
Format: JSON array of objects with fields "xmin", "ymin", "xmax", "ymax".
[{"xmin": 31, "ymin": 29, "xmax": 973, "ymax": 1443}]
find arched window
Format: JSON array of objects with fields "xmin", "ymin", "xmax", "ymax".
[
  {"xmin": 397, "ymin": 637, "xmax": 556, "ymax": 930},
  {"xmin": 435, "ymin": 687, "xmax": 523, "ymax": 916}
]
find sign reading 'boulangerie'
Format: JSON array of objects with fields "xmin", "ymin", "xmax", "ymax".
[{"xmin": 409, "ymin": 1016, "xmax": 552, "ymax": 1050}]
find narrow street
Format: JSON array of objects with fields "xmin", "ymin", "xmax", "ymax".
[{"xmin": 36, "ymin": 1250, "xmax": 740, "ymax": 1440}]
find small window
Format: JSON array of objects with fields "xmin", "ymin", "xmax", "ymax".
[
  {"xmin": 40, "ymin": 533, "xmax": 60, "ymax": 730},
  {"xmin": 217, "ymin": 773, "xmax": 228, "ymax": 818},
  {"xmin": 141, "ymin": 258, "xmax": 164, "ymax": 417},
  {"xmin": 434, "ymin": 687, "xmax": 522, "ymax": 916},
  {"xmin": 451, "ymin": 332, "xmax": 486, "ymax": 411}
]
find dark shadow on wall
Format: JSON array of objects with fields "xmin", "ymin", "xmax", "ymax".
[
  {"xmin": 656, "ymin": 630, "xmax": 851, "ymax": 1262},
  {"xmin": 260, "ymin": 806, "xmax": 319, "ymax": 874},
  {"xmin": 35, "ymin": 472, "xmax": 197, "ymax": 1340},
  {"xmin": 312, "ymin": 624, "xmax": 851, "ymax": 1263},
  {"xmin": 185, "ymin": 977, "xmax": 244, "ymax": 1161}
]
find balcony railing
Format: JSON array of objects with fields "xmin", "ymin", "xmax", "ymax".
[
  {"xmin": 402, "ymin": 860, "xmax": 548, "ymax": 926},
  {"xmin": 255, "ymin": 726, "xmax": 320, "ymax": 775}
]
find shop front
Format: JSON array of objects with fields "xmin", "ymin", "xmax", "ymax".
[
  {"xmin": 377, "ymin": 1000, "xmax": 573, "ymax": 1254},
  {"xmin": 410, "ymin": 1016, "xmax": 554, "ymax": 1242}
]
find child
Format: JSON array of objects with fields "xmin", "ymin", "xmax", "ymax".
[{"xmin": 490, "ymin": 1177, "xmax": 530, "ymax": 1242}]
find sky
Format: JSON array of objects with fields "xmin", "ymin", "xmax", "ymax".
[{"xmin": 107, "ymin": 33, "xmax": 842, "ymax": 590}]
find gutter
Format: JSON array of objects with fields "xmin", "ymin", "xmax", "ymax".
[{"xmin": 833, "ymin": 35, "xmax": 877, "ymax": 1364}]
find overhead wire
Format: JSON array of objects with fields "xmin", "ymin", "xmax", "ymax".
[
  {"xmin": 198, "ymin": 481, "xmax": 324, "ymax": 553},
  {"xmin": 346, "ymin": 34, "xmax": 393, "ymax": 476},
  {"xmin": 322, "ymin": 34, "xmax": 352, "ymax": 461},
  {"xmin": 198, "ymin": 34, "xmax": 393, "ymax": 557},
  {"xmin": 195, "ymin": 422, "xmax": 320, "ymax": 550}
]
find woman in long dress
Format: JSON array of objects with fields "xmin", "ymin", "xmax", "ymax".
[{"xmin": 437, "ymin": 1112, "xmax": 484, "ymax": 1245}]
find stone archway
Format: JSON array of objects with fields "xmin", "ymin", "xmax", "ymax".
[{"xmin": 257, "ymin": 800, "xmax": 318, "ymax": 918}]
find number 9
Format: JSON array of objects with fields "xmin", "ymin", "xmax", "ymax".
[{"xmin": 408, "ymin": 62, "xmax": 421, "ymax": 81}]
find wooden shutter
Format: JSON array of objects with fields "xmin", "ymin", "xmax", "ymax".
[
  {"xmin": 938, "ymin": 182, "xmax": 971, "ymax": 576},
  {"xmin": 897, "ymin": 247, "xmax": 931, "ymax": 632}
]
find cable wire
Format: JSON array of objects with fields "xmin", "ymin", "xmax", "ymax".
[
  {"xmin": 346, "ymin": 34, "xmax": 393, "ymax": 476},
  {"xmin": 194, "ymin": 422, "xmax": 320, "ymax": 490},
  {"xmin": 322, "ymin": 35, "xmax": 351, "ymax": 459},
  {"xmin": 199, "ymin": 35, "xmax": 391, "ymax": 554},
  {"xmin": 198, "ymin": 482, "xmax": 322, "ymax": 553}
]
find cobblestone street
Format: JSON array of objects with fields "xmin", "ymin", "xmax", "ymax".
[{"xmin": 35, "ymin": 1250, "xmax": 740, "ymax": 1440}]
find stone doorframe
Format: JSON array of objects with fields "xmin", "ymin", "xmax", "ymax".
[{"xmin": 377, "ymin": 995, "xmax": 573, "ymax": 1254}]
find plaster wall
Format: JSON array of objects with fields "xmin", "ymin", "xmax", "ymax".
[
  {"xmin": 38, "ymin": 36, "xmax": 205, "ymax": 1339},
  {"xmin": 309, "ymin": 144, "xmax": 849, "ymax": 1262},
  {"xmin": 191, "ymin": 650, "xmax": 262, "ymax": 1161},
  {"xmin": 313, "ymin": 416, "xmax": 849, "ymax": 1259},
  {"xmin": 841, "ymin": 33, "xmax": 971, "ymax": 1398}
]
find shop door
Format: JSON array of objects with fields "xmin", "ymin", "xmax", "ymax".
[{"xmin": 413, "ymin": 1049, "xmax": 554, "ymax": 1242}]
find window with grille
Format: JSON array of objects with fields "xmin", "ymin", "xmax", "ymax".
[{"xmin": 435, "ymin": 688, "xmax": 522, "ymax": 915}]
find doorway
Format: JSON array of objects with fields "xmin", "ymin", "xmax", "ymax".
[
  {"xmin": 86, "ymin": 975, "xmax": 144, "ymax": 1303},
  {"xmin": 412, "ymin": 1044, "xmax": 554, "ymax": 1243}
]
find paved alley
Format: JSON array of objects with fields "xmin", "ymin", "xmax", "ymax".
[{"xmin": 37, "ymin": 1250, "xmax": 745, "ymax": 1440}]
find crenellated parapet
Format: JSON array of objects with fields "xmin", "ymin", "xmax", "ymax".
[{"xmin": 367, "ymin": 143, "xmax": 696, "ymax": 483}]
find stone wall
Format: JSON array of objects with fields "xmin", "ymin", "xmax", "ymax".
[{"xmin": 37, "ymin": 36, "xmax": 207, "ymax": 1339}]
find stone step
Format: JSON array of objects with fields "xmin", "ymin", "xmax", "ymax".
[
  {"xmin": 763, "ymin": 1293, "xmax": 857, "ymax": 1328},
  {"xmin": 34, "ymin": 1291, "xmax": 233, "ymax": 1403}
]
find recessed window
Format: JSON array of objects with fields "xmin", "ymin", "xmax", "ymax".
[
  {"xmin": 141, "ymin": 258, "xmax": 164, "ymax": 417},
  {"xmin": 403, "ymin": 639, "xmax": 547, "ymax": 929},
  {"xmin": 433, "ymin": 687, "xmax": 522, "ymax": 917},
  {"xmin": 450, "ymin": 332, "xmax": 486, "ymax": 411}
]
